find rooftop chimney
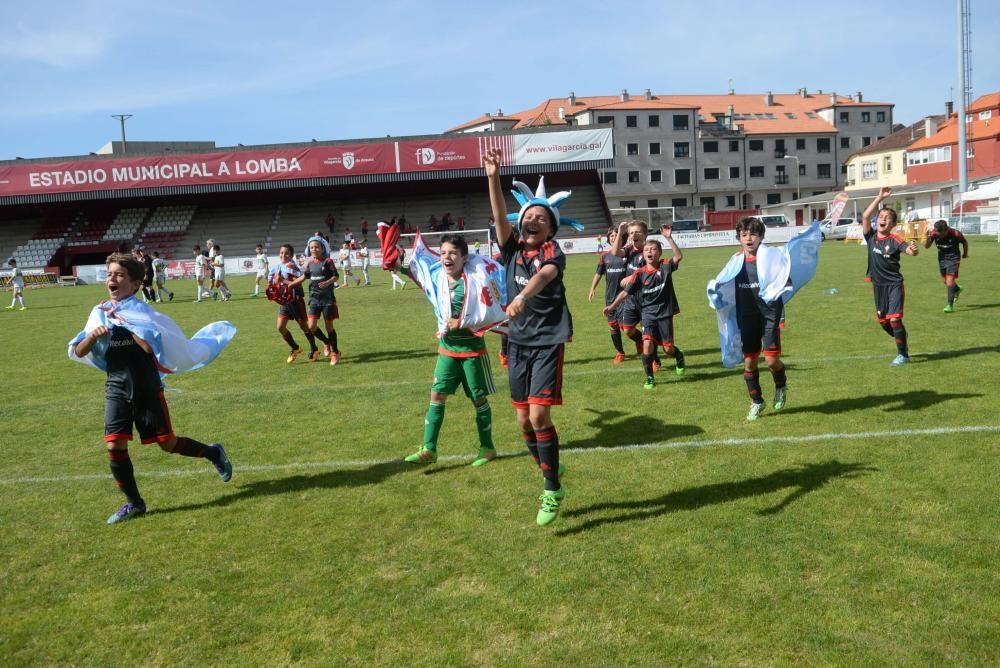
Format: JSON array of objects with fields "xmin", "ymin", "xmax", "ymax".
[
  {"xmin": 727, "ymin": 104, "xmax": 735, "ymax": 129},
  {"xmin": 558, "ymin": 106, "xmax": 565, "ymax": 120},
  {"xmin": 856, "ymin": 91, "xmax": 863, "ymax": 102},
  {"xmin": 644, "ymin": 88, "xmax": 653, "ymax": 101},
  {"xmin": 497, "ymin": 108, "xmax": 503, "ymax": 116},
  {"xmin": 620, "ymin": 89, "xmax": 629, "ymax": 102},
  {"xmin": 830, "ymin": 92, "xmax": 837, "ymax": 105},
  {"xmin": 925, "ymin": 116, "xmax": 939, "ymax": 138},
  {"xmin": 799, "ymin": 87, "xmax": 807, "ymax": 98},
  {"xmin": 945, "ymin": 100, "xmax": 954, "ymax": 116},
  {"xmin": 568, "ymin": 91, "xmax": 576, "ymax": 106},
  {"xmin": 764, "ymin": 91, "xmax": 774, "ymax": 107}
]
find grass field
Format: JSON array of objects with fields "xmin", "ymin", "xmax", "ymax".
[{"xmin": 1, "ymin": 237, "xmax": 998, "ymax": 666}]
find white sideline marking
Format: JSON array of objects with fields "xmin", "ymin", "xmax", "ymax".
[{"xmin": 3, "ymin": 424, "xmax": 998, "ymax": 486}]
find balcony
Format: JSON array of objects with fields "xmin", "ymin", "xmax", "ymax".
[
  {"xmin": 774, "ymin": 149, "xmax": 787, "ymax": 159},
  {"xmin": 775, "ymin": 174, "xmax": 790, "ymax": 185}
]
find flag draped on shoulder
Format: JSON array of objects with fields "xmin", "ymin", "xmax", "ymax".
[
  {"xmin": 376, "ymin": 221, "xmax": 401, "ymax": 270},
  {"xmin": 706, "ymin": 222, "xmax": 821, "ymax": 368},
  {"xmin": 68, "ymin": 296, "xmax": 237, "ymax": 374},
  {"xmin": 408, "ymin": 232, "xmax": 508, "ymax": 336}
]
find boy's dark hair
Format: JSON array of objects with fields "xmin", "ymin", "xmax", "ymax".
[
  {"xmin": 643, "ymin": 238, "xmax": 663, "ymax": 251},
  {"xmin": 281, "ymin": 243, "xmax": 294, "ymax": 255},
  {"xmin": 8, "ymin": 258, "xmax": 16, "ymax": 266},
  {"xmin": 626, "ymin": 219, "xmax": 649, "ymax": 234},
  {"xmin": 934, "ymin": 219, "xmax": 949, "ymax": 234},
  {"xmin": 193, "ymin": 245, "xmax": 201, "ymax": 252},
  {"xmin": 440, "ymin": 234, "xmax": 469, "ymax": 256},
  {"xmin": 735, "ymin": 217, "xmax": 766, "ymax": 238},
  {"xmin": 106, "ymin": 252, "xmax": 145, "ymax": 281},
  {"xmin": 153, "ymin": 251, "xmax": 160, "ymax": 257},
  {"xmin": 214, "ymin": 244, "xmax": 222, "ymax": 251},
  {"xmin": 881, "ymin": 207, "xmax": 898, "ymax": 226}
]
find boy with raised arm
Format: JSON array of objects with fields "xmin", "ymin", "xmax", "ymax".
[{"xmin": 924, "ymin": 219, "xmax": 968, "ymax": 313}]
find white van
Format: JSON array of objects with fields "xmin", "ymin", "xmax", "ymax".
[{"xmin": 750, "ymin": 214, "xmax": 792, "ymax": 227}]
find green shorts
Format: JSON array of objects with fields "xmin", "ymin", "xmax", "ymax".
[{"xmin": 431, "ymin": 353, "xmax": 496, "ymax": 400}]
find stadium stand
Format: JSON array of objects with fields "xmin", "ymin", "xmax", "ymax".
[
  {"xmin": 181, "ymin": 203, "xmax": 271, "ymax": 257},
  {"xmin": 104, "ymin": 207, "xmax": 149, "ymax": 243},
  {"xmin": 140, "ymin": 205, "xmax": 197, "ymax": 259}
]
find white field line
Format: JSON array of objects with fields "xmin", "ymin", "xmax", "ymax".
[{"xmin": 3, "ymin": 424, "xmax": 998, "ymax": 486}]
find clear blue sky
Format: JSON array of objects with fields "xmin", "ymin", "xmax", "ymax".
[{"xmin": 2, "ymin": 0, "xmax": 997, "ymax": 160}]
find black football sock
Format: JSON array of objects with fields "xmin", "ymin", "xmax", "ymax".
[
  {"xmin": 891, "ymin": 320, "xmax": 908, "ymax": 357},
  {"xmin": 523, "ymin": 430, "xmax": 539, "ymax": 466},
  {"xmin": 305, "ymin": 332, "xmax": 318, "ymax": 352},
  {"xmin": 108, "ymin": 450, "xmax": 143, "ymax": 506},
  {"xmin": 641, "ymin": 354, "xmax": 654, "ymax": 377},
  {"xmin": 772, "ymin": 365, "xmax": 787, "ymax": 389},
  {"xmin": 880, "ymin": 321, "xmax": 894, "ymax": 338},
  {"xmin": 671, "ymin": 346, "xmax": 686, "ymax": 369},
  {"xmin": 311, "ymin": 328, "xmax": 330, "ymax": 345},
  {"xmin": 174, "ymin": 437, "xmax": 220, "ymax": 463},
  {"xmin": 281, "ymin": 331, "xmax": 298, "ymax": 350},
  {"xmin": 744, "ymin": 369, "xmax": 764, "ymax": 404},
  {"xmin": 947, "ymin": 285, "xmax": 957, "ymax": 305},
  {"xmin": 327, "ymin": 329, "xmax": 339, "ymax": 354},
  {"xmin": 610, "ymin": 329, "xmax": 625, "ymax": 354},
  {"xmin": 534, "ymin": 427, "xmax": 561, "ymax": 491}
]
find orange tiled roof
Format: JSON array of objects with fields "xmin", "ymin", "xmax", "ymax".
[
  {"xmin": 448, "ymin": 92, "xmax": 894, "ymax": 136},
  {"xmin": 908, "ymin": 113, "xmax": 1000, "ymax": 149},
  {"xmin": 969, "ymin": 92, "xmax": 1000, "ymax": 113}
]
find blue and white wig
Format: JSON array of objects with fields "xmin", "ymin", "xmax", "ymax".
[
  {"xmin": 507, "ymin": 175, "xmax": 583, "ymax": 238},
  {"xmin": 306, "ymin": 235, "xmax": 331, "ymax": 258}
]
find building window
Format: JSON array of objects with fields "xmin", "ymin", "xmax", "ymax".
[
  {"xmin": 967, "ymin": 147, "xmax": 975, "ymax": 158},
  {"xmin": 704, "ymin": 167, "xmax": 720, "ymax": 180},
  {"xmin": 839, "ymin": 111, "xmax": 850, "ymax": 124},
  {"xmin": 704, "ymin": 141, "xmax": 719, "ymax": 153},
  {"xmin": 619, "ymin": 200, "xmax": 636, "ymax": 208},
  {"xmin": 626, "ymin": 115, "xmax": 638, "ymax": 128},
  {"xmin": 750, "ymin": 166, "xmax": 765, "ymax": 178},
  {"xmin": 749, "ymin": 139, "xmax": 764, "ymax": 151},
  {"xmin": 648, "ymin": 114, "xmax": 660, "ymax": 127},
  {"xmin": 767, "ymin": 193, "xmax": 781, "ymax": 205},
  {"xmin": 842, "ymin": 164, "xmax": 848, "ymax": 174},
  {"xmin": 841, "ymin": 137, "xmax": 851, "ymax": 149},
  {"xmin": 979, "ymin": 110, "xmax": 993, "ymax": 120},
  {"xmin": 700, "ymin": 197, "xmax": 716, "ymax": 211},
  {"xmin": 796, "ymin": 138, "xmax": 806, "ymax": 150},
  {"xmin": 818, "ymin": 164, "xmax": 832, "ymax": 179},
  {"xmin": 861, "ymin": 111, "xmax": 871, "ymax": 123},
  {"xmin": 650, "ymin": 169, "xmax": 662, "ymax": 182},
  {"xmin": 775, "ymin": 139, "xmax": 786, "ymax": 153},
  {"xmin": 627, "ymin": 143, "xmax": 639, "ymax": 156},
  {"xmin": 817, "ymin": 138, "xmax": 831, "ymax": 153},
  {"xmin": 862, "ymin": 137, "xmax": 872, "ymax": 147},
  {"xmin": 647, "ymin": 199, "xmax": 658, "ymax": 208},
  {"xmin": 675, "ymin": 169, "xmax": 691, "ymax": 185},
  {"xmin": 862, "ymin": 161, "xmax": 877, "ymax": 179},
  {"xmin": 628, "ymin": 170, "xmax": 640, "ymax": 183},
  {"xmin": 649, "ymin": 142, "xmax": 661, "ymax": 155},
  {"xmin": 597, "ymin": 115, "xmax": 614, "ymax": 125},
  {"xmin": 729, "ymin": 140, "xmax": 740, "ymax": 152},
  {"xmin": 729, "ymin": 166, "xmax": 740, "ymax": 179},
  {"xmin": 674, "ymin": 142, "xmax": 690, "ymax": 158},
  {"xmin": 799, "ymin": 164, "xmax": 806, "ymax": 176},
  {"xmin": 673, "ymin": 114, "xmax": 689, "ymax": 131},
  {"xmin": 604, "ymin": 171, "xmax": 618, "ymax": 184},
  {"xmin": 671, "ymin": 197, "xmax": 687, "ymax": 207},
  {"xmin": 877, "ymin": 111, "xmax": 887, "ymax": 122},
  {"xmin": 884, "ymin": 156, "xmax": 892, "ymax": 173},
  {"xmin": 726, "ymin": 195, "xmax": 736, "ymax": 207}
]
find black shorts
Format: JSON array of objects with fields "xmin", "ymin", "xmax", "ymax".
[
  {"xmin": 279, "ymin": 295, "xmax": 307, "ymax": 321},
  {"xmin": 738, "ymin": 309, "xmax": 782, "ymax": 358},
  {"xmin": 104, "ymin": 389, "xmax": 174, "ymax": 445},
  {"xmin": 938, "ymin": 260, "xmax": 960, "ymax": 279},
  {"xmin": 308, "ymin": 297, "xmax": 339, "ymax": 321},
  {"xmin": 620, "ymin": 302, "xmax": 641, "ymax": 329},
  {"xmin": 605, "ymin": 302, "xmax": 623, "ymax": 327},
  {"xmin": 873, "ymin": 283, "xmax": 904, "ymax": 322},
  {"xmin": 507, "ymin": 341, "xmax": 565, "ymax": 408},
  {"xmin": 641, "ymin": 317, "xmax": 674, "ymax": 347}
]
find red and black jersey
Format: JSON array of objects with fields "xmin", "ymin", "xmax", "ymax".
[
  {"xmin": 735, "ymin": 255, "xmax": 783, "ymax": 324},
  {"xmin": 595, "ymin": 252, "xmax": 627, "ymax": 306},
  {"xmin": 304, "ymin": 257, "xmax": 339, "ymax": 301},
  {"xmin": 105, "ymin": 325, "xmax": 163, "ymax": 399},
  {"xmin": 623, "ymin": 259, "xmax": 680, "ymax": 321},
  {"xmin": 864, "ymin": 228, "xmax": 910, "ymax": 286},
  {"xmin": 929, "ymin": 228, "xmax": 965, "ymax": 262},
  {"xmin": 500, "ymin": 235, "xmax": 572, "ymax": 346}
]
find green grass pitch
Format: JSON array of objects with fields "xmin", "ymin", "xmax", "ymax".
[{"xmin": 1, "ymin": 238, "xmax": 998, "ymax": 665}]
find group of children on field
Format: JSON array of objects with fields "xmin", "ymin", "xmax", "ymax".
[{"xmin": 62, "ymin": 162, "xmax": 970, "ymax": 528}]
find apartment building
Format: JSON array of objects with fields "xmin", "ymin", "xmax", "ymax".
[
  {"xmin": 448, "ymin": 89, "xmax": 893, "ymax": 217},
  {"xmin": 845, "ymin": 114, "xmax": 946, "ymax": 190},
  {"xmin": 906, "ymin": 91, "xmax": 1000, "ymax": 185}
]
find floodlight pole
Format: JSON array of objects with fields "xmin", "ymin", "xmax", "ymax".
[{"xmin": 111, "ymin": 114, "xmax": 133, "ymax": 153}]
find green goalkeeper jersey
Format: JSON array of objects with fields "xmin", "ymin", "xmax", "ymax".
[{"xmin": 438, "ymin": 278, "xmax": 486, "ymax": 357}]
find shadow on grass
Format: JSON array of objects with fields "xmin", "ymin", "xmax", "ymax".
[
  {"xmin": 564, "ymin": 347, "xmax": 719, "ymax": 367},
  {"xmin": 778, "ymin": 389, "xmax": 982, "ymax": 416},
  {"xmin": 915, "ymin": 345, "xmax": 999, "ymax": 361},
  {"xmin": 954, "ymin": 302, "xmax": 1000, "ymax": 312},
  {"xmin": 150, "ymin": 460, "xmax": 414, "ymax": 515},
  {"xmin": 557, "ymin": 460, "xmax": 877, "ymax": 537},
  {"xmin": 350, "ymin": 348, "xmax": 437, "ymax": 363},
  {"xmin": 564, "ymin": 408, "xmax": 704, "ymax": 449}
]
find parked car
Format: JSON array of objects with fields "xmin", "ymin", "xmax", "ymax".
[
  {"xmin": 820, "ymin": 217, "xmax": 857, "ymax": 240},
  {"xmin": 750, "ymin": 214, "xmax": 792, "ymax": 227},
  {"xmin": 671, "ymin": 219, "xmax": 702, "ymax": 232}
]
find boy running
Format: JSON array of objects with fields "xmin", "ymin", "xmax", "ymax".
[
  {"xmin": 604, "ymin": 233, "xmax": 686, "ymax": 389},
  {"xmin": 924, "ymin": 219, "xmax": 968, "ymax": 312},
  {"xmin": 404, "ymin": 234, "xmax": 497, "ymax": 467},
  {"xmin": 151, "ymin": 251, "xmax": 174, "ymax": 302},
  {"xmin": 485, "ymin": 148, "xmax": 574, "ymax": 527},
  {"xmin": 5, "ymin": 259, "xmax": 26, "ymax": 310},
  {"xmin": 193, "ymin": 246, "xmax": 210, "ymax": 302},
  {"xmin": 589, "ymin": 227, "xmax": 628, "ymax": 364},
  {"xmin": 861, "ymin": 187, "xmax": 919, "ymax": 365},
  {"xmin": 608, "ymin": 219, "xmax": 662, "ymax": 371},
  {"xmin": 268, "ymin": 244, "xmax": 323, "ymax": 363},
  {"xmin": 210, "ymin": 245, "xmax": 232, "ymax": 301},
  {"xmin": 358, "ymin": 239, "xmax": 372, "ymax": 286},
  {"xmin": 287, "ymin": 237, "xmax": 340, "ymax": 365},
  {"xmin": 69, "ymin": 252, "xmax": 234, "ymax": 524}
]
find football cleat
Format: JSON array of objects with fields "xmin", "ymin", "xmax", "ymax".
[
  {"xmin": 613, "ymin": 352, "xmax": 626, "ymax": 365},
  {"xmin": 471, "ymin": 447, "xmax": 497, "ymax": 467},
  {"xmin": 643, "ymin": 375, "xmax": 655, "ymax": 390},
  {"xmin": 536, "ymin": 486, "xmax": 566, "ymax": 526},
  {"xmin": 107, "ymin": 501, "xmax": 146, "ymax": 525},
  {"xmin": 286, "ymin": 347, "xmax": 302, "ymax": 364},
  {"xmin": 211, "ymin": 443, "xmax": 233, "ymax": 482},
  {"xmin": 747, "ymin": 402, "xmax": 765, "ymax": 422},
  {"xmin": 890, "ymin": 354, "xmax": 910, "ymax": 366},
  {"xmin": 404, "ymin": 447, "xmax": 438, "ymax": 464},
  {"xmin": 330, "ymin": 352, "xmax": 341, "ymax": 366},
  {"xmin": 309, "ymin": 350, "xmax": 321, "ymax": 362},
  {"xmin": 675, "ymin": 350, "xmax": 686, "ymax": 376},
  {"xmin": 943, "ymin": 304, "xmax": 954, "ymax": 313},
  {"xmin": 773, "ymin": 387, "xmax": 787, "ymax": 411}
]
